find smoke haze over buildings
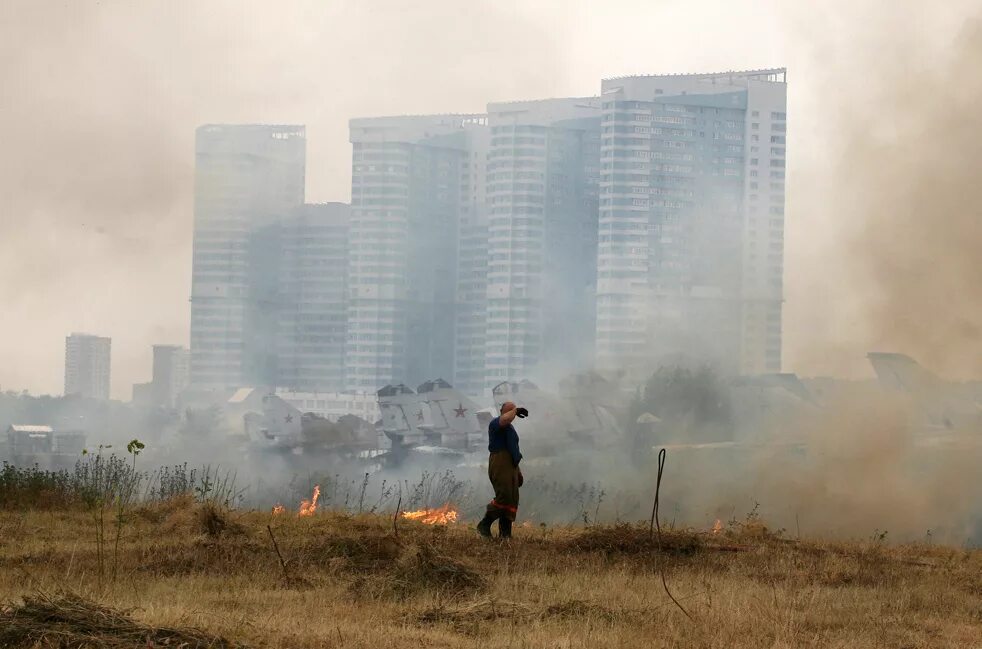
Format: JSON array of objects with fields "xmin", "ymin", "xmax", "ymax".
[{"xmin": 1, "ymin": 0, "xmax": 980, "ymax": 398}]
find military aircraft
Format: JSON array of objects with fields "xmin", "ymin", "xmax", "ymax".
[
  {"xmin": 242, "ymin": 393, "xmax": 377, "ymax": 457},
  {"xmin": 376, "ymin": 384, "xmax": 426, "ymax": 450},
  {"xmin": 376, "ymin": 379, "xmax": 484, "ymax": 460},
  {"xmin": 415, "ymin": 378, "xmax": 485, "ymax": 450},
  {"xmin": 491, "ymin": 376, "xmax": 626, "ymax": 454},
  {"xmin": 867, "ymin": 352, "xmax": 982, "ymax": 432}
]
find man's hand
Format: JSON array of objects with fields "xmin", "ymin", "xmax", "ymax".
[
  {"xmin": 517, "ymin": 469, "xmax": 524, "ymax": 487},
  {"xmin": 516, "ymin": 407, "xmax": 529, "ymax": 419},
  {"xmin": 499, "ymin": 408, "xmax": 518, "ymax": 426}
]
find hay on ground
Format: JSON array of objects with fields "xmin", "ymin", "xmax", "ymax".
[
  {"xmin": 387, "ymin": 544, "xmax": 486, "ymax": 597},
  {"xmin": 566, "ymin": 523, "xmax": 701, "ymax": 555},
  {"xmin": 0, "ymin": 592, "xmax": 246, "ymax": 648},
  {"xmin": 414, "ymin": 597, "xmax": 648, "ymax": 627},
  {"xmin": 196, "ymin": 503, "xmax": 245, "ymax": 537},
  {"xmin": 415, "ymin": 598, "xmax": 534, "ymax": 625}
]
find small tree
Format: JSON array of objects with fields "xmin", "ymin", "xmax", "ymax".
[
  {"xmin": 633, "ymin": 364, "xmax": 733, "ymax": 443},
  {"xmin": 111, "ymin": 439, "xmax": 144, "ymax": 584}
]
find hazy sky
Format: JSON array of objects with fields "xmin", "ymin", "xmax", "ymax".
[{"xmin": 1, "ymin": 0, "xmax": 978, "ymax": 399}]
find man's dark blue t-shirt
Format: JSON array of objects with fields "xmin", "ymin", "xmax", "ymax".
[{"xmin": 488, "ymin": 416, "xmax": 522, "ymax": 467}]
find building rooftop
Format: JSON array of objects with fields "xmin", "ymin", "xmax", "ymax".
[
  {"xmin": 228, "ymin": 387, "xmax": 257, "ymax": 404},
  {"xmin": 604, "ymin": 68, "xmax": 786, "ymax": 82},
  {"xmin": 349, "ymin": 114, "xmax": 488, "ymax": 133},
  {"xmin": 487, "ymin": 96, "xmax": 600, "ymax": 108},
  {"xmin": 197, "ymin": 124, "xmax": 306, "ymax": 131},
  {"xmin": 8, "ymin": 425, "xmax": 54, "ymax": 433}
]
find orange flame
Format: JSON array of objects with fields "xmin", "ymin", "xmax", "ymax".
[
  {"xmin": 712, "ymin": 519, "xmax": 723, "ymax": 534},
  {"xmin": 271, "ymin": 504, "xmax": 285, "ymax": 516},
  {"xmin": 298, "ymin": 485, "xmax": 320, "ymax": 517},
  {"xmin": 401, "ymin": 502, "xmax": 458, "ymax": 525}
]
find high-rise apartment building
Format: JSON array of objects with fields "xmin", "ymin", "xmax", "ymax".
[
  {"xmin": 276, "ymin": 202, "xmax": 350, "ymax": 392},
  {"xmin": 65, "ymin": 333, "xmax": 111, "ymax": 399},
  {"xmin": 189, "ymin": 124, "xmax": 306, "ymax": 390},
  {"xmin": 151, "ymin": 344, "xmax": 189, "ymax": 407},
  {"xmin": 347, "ymin": 102, "xmax": 602, "ymax": 397},
  {"xmin": 738, "ymin": 75, "xmax": 788, "ymax": 375},
  {"xmin": 452, "ymin": 127, "xmax": 491, "ymax": 396},
  {"xmin": 346, "ymin": 115, "xmax": 486, "ymax": 392},
  {"xmin": 480, "ymin": 98, "xmax": 602, "ymax": 390},
  {"xmin": 595, "ymin": 70, "xmax": 787, "ymax": 380}
]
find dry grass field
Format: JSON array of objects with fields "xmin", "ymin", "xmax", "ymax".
[{"xmin": 0, "ymin": 498, "xmax": 980, "ymax": 649}]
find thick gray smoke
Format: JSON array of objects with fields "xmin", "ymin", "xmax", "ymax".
[
  {"xmin": 785, "ymin": 8, "xmax": 982, "ymax": 379},
  {"xmin": 657, "ymin": 12, "xmax": 982, "ymax": 543},
  {"xmin": 840, "ymin": 20, "xmax": 982, "ymax": 379}
]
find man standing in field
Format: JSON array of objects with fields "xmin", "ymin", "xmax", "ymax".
[{"xmin": 476, "ymin": 401, "xmax": 527, "ymax": 538}]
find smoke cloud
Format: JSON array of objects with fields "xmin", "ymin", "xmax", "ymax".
[{"xmin": 784, "ymin": 4, "xmax": 982, "ymax": 379}]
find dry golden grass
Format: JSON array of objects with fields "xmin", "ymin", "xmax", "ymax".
[{"xmin": 0, "ymin": 502, "xmax": 979, "ymax": 648}]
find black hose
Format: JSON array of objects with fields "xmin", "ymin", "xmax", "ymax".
[
  {"xmin": 650, "ymin": 447, "xmax": 693, "ymax": 620},
  {"xmin": 649, "ymin": 448, "xmax": 666, "ymax": 536}
]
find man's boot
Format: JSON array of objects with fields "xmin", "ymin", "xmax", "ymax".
[
  {"xmin": 476, "ymin": 511, "xmax": 500, "ymax": 538},
  {"xmin": 498, "ymin": 517, "xmax": 513, "ymax": 539}
]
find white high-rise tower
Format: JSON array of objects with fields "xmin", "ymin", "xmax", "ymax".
[
  {"xmin": 595, "ymin": 70, "xmax": 787, "ymax": 379},
  {"xmin": 189, "ymin": 124, "xmax": 306, "ymax": 390},
  {"xmin": 65, "ymin": 333, "xmax": 111, "ymax": 399}
]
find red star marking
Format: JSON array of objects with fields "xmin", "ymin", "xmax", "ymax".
[
  {"xmin": 284, "ymin": 414, "xmax": 293, "ymax": 423},
  {"xmin": 453, "ymin": 403, "xmax": 467, "ymax": 417}
]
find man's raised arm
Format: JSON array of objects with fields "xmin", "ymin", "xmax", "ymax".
[
  {"xmin": 499, "ymin": 408, "xmax": 517, "ymax": 426},
  {"xmin": 499, "ymin": 402, "xmax": 518, "ymax": 426}
]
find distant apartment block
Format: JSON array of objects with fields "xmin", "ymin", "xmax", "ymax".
[
  {"xmin": 346, "ymin": 114, "xmax": 486, "ymax": 392},
  {"xmin": 452, "ymin": 125, "xmax": 491, "ymax": 397},
  {"xmin": 131, "ymin": 382, "xmax": 153, "ymax": 405},
  {"xmin": 480, "ymin": 98, "xmax": 601, "ymax": 390},
  {"xmin": 132, "ymin": 344, "xmax": 189, "ymax": 407},
  {"xmin": 188, "ymin": 72, "xmax": 788, "ymax": 399},
  {"xmin": 65, "ymin": 333, "xmax": 111, "ymax": 399},
  {"xmin": 595, "ymin": 70, "xmax": 787, "ymax": 380},
  {"xmin": 348, "ymin": 102, "xmax": 603, "ymax": 396},
  {"xmin": 189, "ymin": 124, "xmax": 306, "ymax": 391},
  {"xmin": 276, "ymin": 202, "xmax": 350, "ymax": 392},
  {"xmin": 152, "ymin": 345, "xmax": 190, "ymax": 407}
]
